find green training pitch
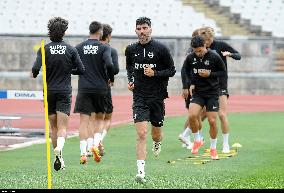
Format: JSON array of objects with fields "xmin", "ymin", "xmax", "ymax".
[{"xmin": 0, "ymin": 112, "xmax": 284, "ymax": 189}]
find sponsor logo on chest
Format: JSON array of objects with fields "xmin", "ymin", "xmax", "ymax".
[{"xmin": 135, "ymin": 63, "xmax": 157, "ymax": 69}]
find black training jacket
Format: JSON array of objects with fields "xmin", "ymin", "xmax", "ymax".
[
  {"xmin": 125, "ymin": 39, "xmax": 176, "ymax": 99},
  {"xmin": 182, "ymin": 49, "xmax": 226, "ymax": 97},
  {"xmin": 75, "ymin": 39, "xmax": 114, "ymax": 94},
  {"xmin": 32, "ymin": 41, "xmax": 85, "ymax": 93}
]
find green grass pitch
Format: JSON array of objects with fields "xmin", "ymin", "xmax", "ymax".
[{"xmin": 0, "ymin": 112, "xmax": 283, "ymax": 189}]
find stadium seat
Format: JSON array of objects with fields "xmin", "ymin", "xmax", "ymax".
[
  {"xmin": 218, "ymin": 0, "xmax": 284, "ymax": 37},
  {"xmin": 0, "ymin": 0, "xmax": 222, "ymax": 37}
]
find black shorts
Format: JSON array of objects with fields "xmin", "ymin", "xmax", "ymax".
[
  {"xmin": 132, "ymin": 96, "xmax": 165, "ymax": 127},
  {"xmin": 105, "ymin": 89, "xmax": 113, "ymax": 114},
  {"xmin": 190, "ymin": 93, "xmax": 219, "ymax": 112},
  {"xmin": 219, "ymin": 77, "xmax": 229, "ymax": 97},
  {"xmin": 74, "ymin": 92, "xmax": 108, "ymax": 115},
  {"xmin": 185, "ymin": 97, "xmax": 190, "ymax": 109},
  {"xmin": 47, "ymin": 92, "xmax": 72, "ymax": 116},
  {"xmin": 219, "ymin": 88, "xmax": 229, "ymax": 98}
]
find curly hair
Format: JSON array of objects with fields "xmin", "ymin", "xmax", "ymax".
[
  {"xmin": 191, "ymin": 35, "xmax": 205, "ymax": 48},
  {"xmin": 47, "ymin": 17, "xmax": 68, "ymax": 42},
  {"xmin": 136, "ymin": 17, "xmax": 151, "ymax": 27},
  {"xmin": 101, "ymin": 24, "xmax": 113, "ymax": 41}
]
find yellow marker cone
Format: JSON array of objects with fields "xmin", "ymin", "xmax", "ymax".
[{"xmin": 232, "ymin": 143, "xmax": 242, "ymax": 148}]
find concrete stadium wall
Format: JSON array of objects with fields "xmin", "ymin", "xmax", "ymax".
[{"xmin": 0, "ymin": 35, "xmax": 284, "ymax": 95}]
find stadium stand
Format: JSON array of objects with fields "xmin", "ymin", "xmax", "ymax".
[
  {"xmin": 182, "ymin": 0, "xmax": 284, "ymax": 73},
  {"xmin": 1, "ymin": 0, "xmax": 284, "ymax": 94},
  {"xmin": 217, "ymin": 0, "xmax": 284, "ymax": 37},
  {"xmin": 0, "ymin": 0, "xmax": 221, "ymax": 37},
  {"xmin": 274, "ymin": 48, "xmax": 284, "ymax": 72},
  {"xmin": 183, "ymin": 0, "xmax": 252, "ymax": 36}
]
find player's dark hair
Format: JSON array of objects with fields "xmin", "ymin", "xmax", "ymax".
[
  {"xmin": 191, "ymin": 35, "xmax": 205, "ymax": 48},
  {"xmin": 89, "ymin": 21, "xmax": 103, "ymax": 34},
  {"xmin": 101, "ymin": 24, "xmax": 113, "ymax": 41},
  {"xmin": 136, "ymin": 17, "xmax": 151, "ymax": 27},
  {"xmin": 47, "ymin": 17, "xmax": 68, "ymax": 42}
]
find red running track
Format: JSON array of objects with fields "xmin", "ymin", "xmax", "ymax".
[{"xmin": 0, "ymin": 95, "xmax": 284, "ymax": 132}]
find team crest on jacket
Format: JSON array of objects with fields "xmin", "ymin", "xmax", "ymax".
[
  {"xmin": 204, "ymin": 60, "xmax": 210, "ymax": 66},
  {"xmin": 148, "ymin": 52, "xmax": 154, "ymax": 58}
]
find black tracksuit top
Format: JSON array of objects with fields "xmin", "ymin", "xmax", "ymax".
[
  {"xmin": 182, "ymin": 49, "xmax": 226, "ymax": 97},
  {"xmin": 75, "ymin": 39, "xmax": 114, "ymax": 94},
  {"xmin": 182, "ymin": 40, "xmax": 241, "ymax": 89},
  {"xmin": 209, "ymin": 40, "xmax": 241, "ymax": 85},
  {"xmin": 125, "ymin": 39, "xmax": 176, "ymax": 99},
  {"xmin": 32, "ymin": 41, "xmax": 85, "ymax": 93}
]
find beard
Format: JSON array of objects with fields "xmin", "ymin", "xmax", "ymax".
[{"xmin": 138, "ymin": 33, "xmax": 151, "ymax": 43}]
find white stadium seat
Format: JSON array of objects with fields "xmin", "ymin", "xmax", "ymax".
[
  {"xmin": 219, "ymin": 0, "xmax": 284, "ymax": 37},
  {"xmin": 0, "ymin": 0, "xmax": 221, "ymax": 37}
]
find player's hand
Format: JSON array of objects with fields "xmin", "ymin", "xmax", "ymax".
[
  {"xmin": 144, "ymin": 65, "xmax": 154, "ymax": 77},
  {"xmin": 189, "ymin": 85, "xmax": 195, "ymax": 96},
  {"xmin": 199, "ymin": 69, "xmax": 211, "ymax": 77},
  {"xmin": 221, "ymin": 51, "xmax": 232, "ymax": 57},
  {"xmin": 182, "ymin": 89, "xmax": 189, "ymax": 100},
  {"xmin": 128, "ymin": 82, "xmax": 134, "ymax": 91}
]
